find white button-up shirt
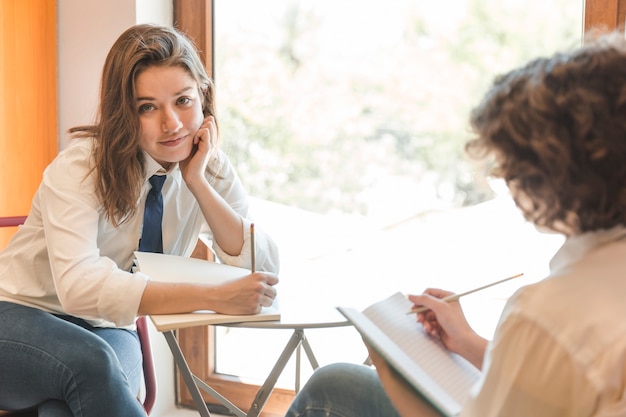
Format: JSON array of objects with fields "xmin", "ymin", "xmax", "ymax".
[{"xmin": 0, "ymin": 138, "xmax": 280, "ymax": 328}]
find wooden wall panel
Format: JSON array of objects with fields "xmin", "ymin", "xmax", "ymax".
[{"xmin": 0, "ymin": 0, "xmax": 58, "ymax": 248}]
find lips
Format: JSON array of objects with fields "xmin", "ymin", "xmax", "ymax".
[{"xmin": 160, "ymin": 134, "xmax": 187, "ymax": 147}]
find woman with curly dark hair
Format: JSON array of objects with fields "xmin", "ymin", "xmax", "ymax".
[{"xmin": 286, "ymin": 32, "xmax": 626, "ymax": 417}]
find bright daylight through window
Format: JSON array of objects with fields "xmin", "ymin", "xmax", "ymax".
[{"xmin": 212, "ymin": 0, "xmax": 582, "ymax": 389}]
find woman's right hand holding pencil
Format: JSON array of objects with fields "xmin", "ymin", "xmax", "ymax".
[
  {"xmin": 209, "ymin": 272, "xmax": 279, "ymax": 315},
  {"xmin": 410, "ymin": 289, "xmax": 488, "ymax": 370}
]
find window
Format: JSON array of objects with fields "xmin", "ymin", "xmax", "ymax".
[{"xmin": 173, "ymin": 1, "xmax": 615, "ymax": 415}]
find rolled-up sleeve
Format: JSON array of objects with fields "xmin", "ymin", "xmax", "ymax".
[
  {"xmin": 207, "ymin": 152, "xmax": 280, "ymax": 273},
  {"xmin": 40, "ymin": 142, "xmax": 148, "ymax": 327}
]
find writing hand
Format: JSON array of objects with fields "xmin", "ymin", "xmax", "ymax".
[
  {"xmin": 410, "ymin": 289, "xmax": 488, "ymax": 369},
  {"xmin": 212, "ymin": 272, "xmax": 279, "ymax": 315}
]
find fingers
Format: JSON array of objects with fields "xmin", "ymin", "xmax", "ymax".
[
  {"xmin": 260, "ymin": 279, "xmax": 277, "ymax": 301},
  {"xmin": 195, "ymin": 116, "xmax": 217, "ymax": 148},
  {"xmin": 261, "ymin": 273, "xmax": 278, "ymax": 303},
  {"xmin": 181, "ymin": 117, "xmax": 217, "ymax": 183},
  {"xmin": 248, "ymin": 272, "xmax": 279, "ymax": 309},
  {"xmin": 408, "ymin": 290, "xmax": 451, "ymax": 314},
  {"xmin": 423, "ymin": 288, "xmax": 455, "ymax": 298},
  {"xmin": 407, "ymin": 289, "xmax": 457, "ymax": 339},
  {"xmin": 409, "ymin": 288, "xmax": 454, "ymax": 302},
  {"xmin": 420, "ymin": 310, "xmax": 442, "ymax": 337},
  {"xmin": 262, "ymin": 272, "xmax": 279, "ymax": 286}
]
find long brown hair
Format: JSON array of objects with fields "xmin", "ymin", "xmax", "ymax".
[
  {"xmin": 466, "ymin": 32, "xmax": 626, "ymax": 234},
  {"xmin": 70, "ymin": 24, "xmax": 218, "ymax": 227}
]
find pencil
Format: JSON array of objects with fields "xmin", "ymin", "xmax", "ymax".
[
  {"xmin": 407, "ymin": 273, "xmax": 524, "ymax": 314},
  {"xmin": 250, "ymin": 223, "xmax": 256, "ymax": 273}
]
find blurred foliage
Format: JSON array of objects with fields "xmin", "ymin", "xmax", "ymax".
[{"xmin": 214, "ymin": 0, "xmax": 582, "ymax": 222}]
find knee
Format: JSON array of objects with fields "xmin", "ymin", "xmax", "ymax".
[
  {"xmin": 304, "ymin": 363, "xmax": 360, "ymax": 393},
  {"xmin": 68, "ymin": 339, "xmax": 122, "ymax": 382},
  {"xmin": 288, "ymin": 363, "xmax": 377, "ymax": 412},
  {"xmin": 288, "ymin": 363, "xmax": 399, "ymax": 417}
]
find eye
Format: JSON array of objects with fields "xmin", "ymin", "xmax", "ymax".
[
  {"xmin": 138, "ymin": 103, "xmax": 155, "ymax": 114},
  {"xmin": 177, "ymin": 96, "xmax": 193, "ymax": 106}
]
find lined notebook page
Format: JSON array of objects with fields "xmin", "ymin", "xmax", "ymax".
[{"xmin": 338, "ymin": 292, "xmax": 480, "ymax": 416}]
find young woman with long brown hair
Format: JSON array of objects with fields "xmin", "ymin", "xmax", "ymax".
[{"xmin": 0, "ymin": 24, "xmax": 279, "ymax": 416}]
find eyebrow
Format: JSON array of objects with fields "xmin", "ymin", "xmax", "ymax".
[{"xmin": 136, "ymin": 86, "xmax": 195, "ymax": 102}]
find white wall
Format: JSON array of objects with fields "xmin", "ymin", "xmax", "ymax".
[
  {"xmin": 57, "ymin": 0, "xmax": 134, "ymax": 147},
  {"xmin": 57, "ymin": 0, "xmax": 172, "ymax": 148},
  {"xmin": 56, "ymin": 3, "xmax": 188, "ymax": 417}
]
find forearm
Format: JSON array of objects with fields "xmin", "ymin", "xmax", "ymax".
[
  {"xmin": 138, "ymin": 281, "xmax": 223, "ymax": 315},
  {"xmin": 458, "ymin": 333, "xmax": 489, "ymax": 370},
  {"xmin": 137, "ymin": 272, "xmax": 278, "ymax": 316},
  {"xmin": 186, "ymin": 178, "xmax": 244, "ymax": 256}
]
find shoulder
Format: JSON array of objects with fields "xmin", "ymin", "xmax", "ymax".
[
  {"xmin": 506, "ymin": 230, "xmax": 626, "ymax": 325},
  {"xmin": 43, "ymin": 138, "xmax": 97, "ymax": 188},
  {"xmin": 49, "ymin": 138, "xmax": 95, "ymax": 169},
  {"xmin": 496, "ymin": 258, "xmax": 626, "ymax": 367}
]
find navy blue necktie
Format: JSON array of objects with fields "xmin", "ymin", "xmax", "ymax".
[{"xmin": 139, "ymin": 175, "xmax": 166, "ymax": 253}]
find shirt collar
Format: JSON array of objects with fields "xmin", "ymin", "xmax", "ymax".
[
  {"xmin": 550, "ymin": 225, "xmax": 626, "ymax": 273},
  {"xmin": 142, "ymin": 151, "xmax": 182, "ymax": 185}
]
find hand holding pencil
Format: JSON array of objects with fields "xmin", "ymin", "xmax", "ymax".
[
  {"xmin": 406, "ymin": 273, "xmax": 524, "ymax": 368},
  {"xmin": 407, "ymin": 273, "xmax": 524, "ymax": 314}
]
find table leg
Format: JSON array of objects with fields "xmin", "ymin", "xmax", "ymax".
[
  {"xmin": 163, "ymin": 331, "xmax": 213, "ymax": 417},
  {"xmin": 294, "ymin": 333, "xmax": 319, "ymax": 393},
  {"xmin": 193, "ymin": 377, "xmax": 247, "ymax": 417},
  {"xmin": 300, "ymin": 334, "xmax": 320, "ymax": 370},
  {"xmin": 247, "ymin": 330, "xmax": 304, "ymax": 417},
  {"xmin": 295, "ymin": 342, "xmax": 301, "ymax": 393},
  {"xmin": 164, "ymin": 331, "xmax": 250, "ymax": 417},
  {"xmin": 165, "ymin": 327, "xmax": 331, "ymax": 417}
]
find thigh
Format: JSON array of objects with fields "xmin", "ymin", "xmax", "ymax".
[
  {"xmin": 0, "ymin": 302, "xmax": 99, "ymax": 409},
  {"xmin": 0, "ymin": 302, "xmax": 144, "ymax": 416},
  {"xmin": 54, "ymin": 313, "xmax": 142, "ymax": 384},
  {"xmin": 92, "ymin": 326, "xmax": 142, "ymax": 394}
]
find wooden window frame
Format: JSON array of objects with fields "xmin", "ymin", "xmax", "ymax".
[
  {"xmin": 172, "ymin": 0, "xmax": 626, "ymax": 415},
  {"xmin": 173, "ymin": 3, "xmax": 293, "ymax": 414},
  {"xmin": 584, "ymin": 0, "xmax": 626, "ymax": 35}
]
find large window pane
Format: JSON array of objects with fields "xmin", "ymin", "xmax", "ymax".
[{"xmin": 213, "ymin": 0, "xmax": 581, "ymax": 389}]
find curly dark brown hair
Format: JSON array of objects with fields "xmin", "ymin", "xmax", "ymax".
[{"xmin": 466, "ymin": 32, "xmax": 626, "ymax": 235}]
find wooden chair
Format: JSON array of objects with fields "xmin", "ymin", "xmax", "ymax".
[{"xmin": 0, "ymin": 215, "xmax": 156, "ymax": 416}]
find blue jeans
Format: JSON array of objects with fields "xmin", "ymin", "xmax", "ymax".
[
  {"xmin": 286, "ymin": 363, "xmax": 401, "ymax": 417},
  {"xmin": 0, "ymin": 301, "xmax": 146, "ymax": 417}
]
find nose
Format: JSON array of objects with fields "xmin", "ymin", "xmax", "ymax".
[{"xmin": 161, "ymin": 106, "xmax": 182, "ymax": 133}]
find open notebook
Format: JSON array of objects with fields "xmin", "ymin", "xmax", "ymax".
[
  {"xmin": 337, "ymin": 292, "xmax": 480, "ymax": 417},
  {"xmin": 134, "ymin": 252, "xmax": 280, "ymax": 331}
]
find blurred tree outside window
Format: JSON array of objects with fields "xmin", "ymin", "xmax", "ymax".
[
  {"xmin": 217, "ymin": 0, "xmax": 582, "ymax": 220},
  {"xmin": 212, "ymin": 0, "xmax": 581, "ymax": 391}
]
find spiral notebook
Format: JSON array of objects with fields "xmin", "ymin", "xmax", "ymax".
[{"xmin": 337, "ymin": 292, "xmax": 480, "ymax": 417}]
